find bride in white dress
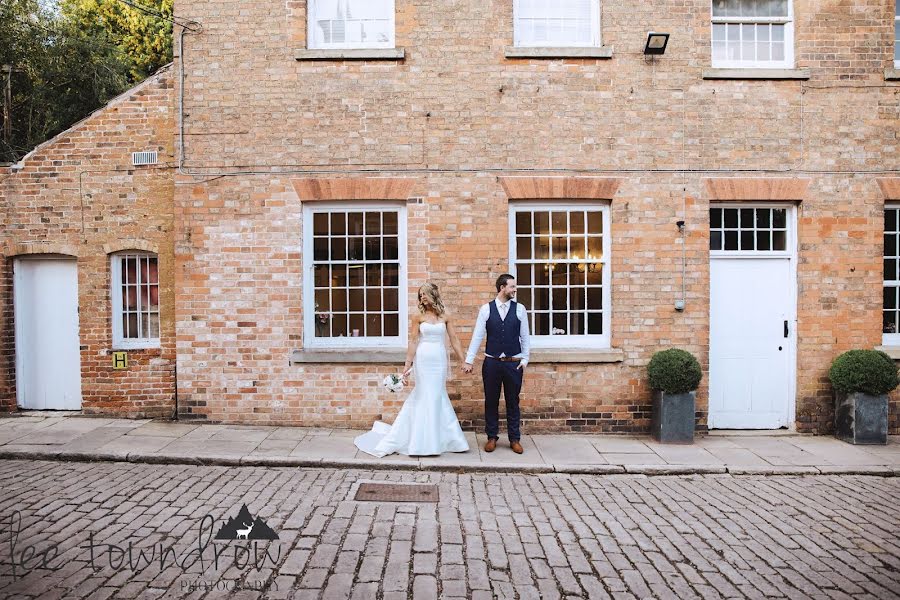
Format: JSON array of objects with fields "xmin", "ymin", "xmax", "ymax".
[{"xmin": 355, "ymin": 283, "xmax": 470, "ymax": 457}]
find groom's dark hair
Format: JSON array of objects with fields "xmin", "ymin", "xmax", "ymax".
[{"xmin": 496, "ymin": 273, "xmax": 515, "ymax": 292}]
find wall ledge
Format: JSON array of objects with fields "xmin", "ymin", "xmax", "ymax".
[
  {"xmin": 295, "ymin": 48, "xmax": 405, "ymax": 61},
  {"xmin": 504, "ymin": 46, "xmax": 613, "ymax": 59},
  {"xmin": 529, "ymin": 348, "xmax": 625, "ymax": 363},
  {"xmin": 875, "ymin": 346, "xmax": 900, "ymax": 360},
  {"xmin": 291, "ymin": 349, "xmax": 407, "ymax": 364},
  {"xmin": 702, "ymin": 68, "xmax": 810, "ymax": 80}
]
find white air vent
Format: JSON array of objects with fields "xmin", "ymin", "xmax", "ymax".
[{"xmin": 132, "ymin": 151, "xmax": 158, "ymax": 166}]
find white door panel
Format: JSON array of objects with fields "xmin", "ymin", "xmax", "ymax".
[
  {"xmin": 709, "ymin": 258, "xmax": 793, "ymax": 429},
  {"xmin": 14, "ymin": 259, "xmax": 82, "ymax": 410}
]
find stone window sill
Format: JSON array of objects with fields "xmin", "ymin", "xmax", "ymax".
[
  {"xmin": 528, "ymin": 348, "xmax": 625, "ymax": 363},
  {"xmin": 886, "ymin": 69, "xmax": 900, "ymax": 81},
  {"xmin": 504, "ymin": 46, "xmax": 613, "ymax": 59},
  {"xmin": 290, "ymin": 349, "xmax": 407, "ymax": 364},
  {"xmin": 875, "ymin": 346, "xmax": 900, "ymax": 360},
  {"xmin": 702, "ymin": 68, "xmax": 811, "ymax": 80},
  {"xmin": 295, "ymin": 48, "xmax": 405, "ymax": 61}
]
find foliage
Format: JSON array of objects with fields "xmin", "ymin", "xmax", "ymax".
[
  {"xmin": 0, "ymin": 0, "xmax": 172, "ymax": 163},
  {"xmin": 828, "ymin": 350, "xmax": 900, "ymax": 396},
  {"xmin": 647, "ymin": 349, "xmax": 703, "ymax": 395}
]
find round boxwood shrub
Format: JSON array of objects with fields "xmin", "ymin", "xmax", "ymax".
[
  {"xmin": 648, "ymin": 349, "xmax": 703, "ymax": 394},
  {"xmin": 828, "ymin": 350, "xmax": 899, "ymax": 396}
]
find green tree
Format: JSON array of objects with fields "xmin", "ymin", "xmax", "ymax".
[
  {"xmin": 60, "ymin": 0, "xmax": 173, "ymax": 81},
  {"xmin": 0, "ymin": 0, "xmax": 172, "ymax": 162}
]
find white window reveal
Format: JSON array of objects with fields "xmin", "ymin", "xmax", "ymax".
[
  {"xmin": 308, "ymin": 0, "xmax": 395, "ymax": 49},
  {"xmin": 509, "ymin": 204, "xmax": 611, "ymax": 349},
  {"xmin": 710, "ymin": 206, "xmax": 789, "ymax": 254},
  {"xmin": 304, "ymin": 204, "xmax": 407, "ymax": 348},
  {"xmin": 711, "ymin": 0, "xmax": 793, "ymax": 69},
  {"xmin": 884, "ymin": 206, "xmax": 900, "ymax": 345},
  {"xmin": 513, "ymin": 0, "xmax": 601, "ymax": 48},
  {"xmin": 111, "ymin": 252, "xmax": 161, "ymax": 349},
  {"xmin": 895, "ymin": 3, "xmax": 899, "ymax": 68}
]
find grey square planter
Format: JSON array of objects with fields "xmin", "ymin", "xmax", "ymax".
[
  {"xmin": 834, "ymin": 392, "xmax": 888, "ymax": 445},
  {"xmin": 651, "ymin": 390, "xmax": 695, "ymax": 444}
]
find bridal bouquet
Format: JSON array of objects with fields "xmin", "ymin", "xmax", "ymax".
[{"xmin": 382, "ymin": 374, "xmax": 405, "ymax": 393}]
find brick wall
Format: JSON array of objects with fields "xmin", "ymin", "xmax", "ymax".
[
  {"xmin": 0, "ymin": 67, "xmax": 176, "ymax": 417},
  {"xmin": 166, "ymin": 0, "xmax": 900, "ymax": 433}
]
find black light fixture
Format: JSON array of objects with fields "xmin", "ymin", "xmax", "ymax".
[{"xmin": 643, "ymin": 32, "xmax": 670, "ymax": 55}]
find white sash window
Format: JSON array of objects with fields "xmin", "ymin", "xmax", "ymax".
[
  {"xmin": 111, "ymin": 252, "xmax": 161, "ymax": 349},
  {"xmin": 513, "ymin": 0, "xmax": 601, "ymax": 48},
  {"xmin": 509, "ymin": 203, "xmax": 610, "ymax": 349},
  {"xmin": 308, "ymin": 0, "xmax": 395, "ymax": 49},
  {"xmin": 711, "ymin": 0, "xmax": 793, "ymax": 69},
  {"xmin": 303, "ymin": 204, "xmax": 407, "ymax": 348}
]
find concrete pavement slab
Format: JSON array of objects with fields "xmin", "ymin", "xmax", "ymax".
[
  {"xmin": 590, "ymin": 437, "xmax": 652, "ymax": 454},
  {"xmin": 126, "ymin": 422, "xmax": 200, "ymax": 437},
  {"xmin": 532, "ymin": 435, "xmax": 606, "ymax": 464},
  {"xmin": 601, "ymin": 453, "xmax": 668, "ymax": 465},
  {"xmin": 98, "ymin": 435, "xmax": 176, "ymax": 454}
]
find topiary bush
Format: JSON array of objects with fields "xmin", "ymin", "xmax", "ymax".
[
  {"xmin": 648, "ymin": 349, "xmax": 703, "ymax": 395},
  {"xmin": 828, "ymin": 350, "xmax": 899, "ymax": 396}
]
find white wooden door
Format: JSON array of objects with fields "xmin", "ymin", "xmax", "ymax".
[
  {"xmin": 14, "ymin": 258, "xmax": 82, "ymax": 410},
  {"xmin": 709, "ymin": 257, "xmax": 793, "ymax": 429}
]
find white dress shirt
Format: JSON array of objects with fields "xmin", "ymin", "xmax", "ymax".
[{"xmin": 465, "ymin": 299, "xmax": 531, "ymax": 367}]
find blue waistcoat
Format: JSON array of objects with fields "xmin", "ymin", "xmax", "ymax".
[{"xmin": 485, "ymin": 301, "xmax": 522, "ymax": 358}]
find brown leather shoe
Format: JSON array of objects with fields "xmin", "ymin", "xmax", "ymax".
[
  {"xmin": 484, "ymin": 438, "xmax": 497, "ymax": 452},
  {"xmin": 510, "ymin": 441, "xmax": 524, "ymax": 454}
]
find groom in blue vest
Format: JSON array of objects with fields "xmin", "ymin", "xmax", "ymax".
[{"xmin": 463, "ymin": 274, "xmax": 531, "ymax": 454}]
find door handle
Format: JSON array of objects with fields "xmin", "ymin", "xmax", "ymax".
[{"xmin": 783, "ymin": 320, "xmax": 789, "ymax": 338}]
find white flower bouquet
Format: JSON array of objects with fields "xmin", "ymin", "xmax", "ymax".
[{"xmin": 382, "ymin": 374, "xmax": 405, "ymax": 393}]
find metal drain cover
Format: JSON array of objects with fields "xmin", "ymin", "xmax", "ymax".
[{"xmin": 354, "ymin": 483, "xmax": 439, "ymax": 503}]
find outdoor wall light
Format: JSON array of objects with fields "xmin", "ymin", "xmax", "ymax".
[{"xmin": 644, "ymin": 32, "xmax": 670, "ymax": 55}]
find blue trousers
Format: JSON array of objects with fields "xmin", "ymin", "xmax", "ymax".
[{"xmin": 482, "ymin": 358, "xmax": 523, "ymax": 441}]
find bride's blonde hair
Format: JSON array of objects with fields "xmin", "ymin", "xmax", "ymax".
[{"xmin": 417, "ymin": 283, "xmax": 446, "ymax": 317}]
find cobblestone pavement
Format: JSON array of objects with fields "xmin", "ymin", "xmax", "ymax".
[{"xmin": 0, "ymin": 460, "xmax": 897, "ymax": 600}]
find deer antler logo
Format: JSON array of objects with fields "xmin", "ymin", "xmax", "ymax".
[{"xmin": 236, "ymin": 521, "xmax": 255, "ymax": 540}]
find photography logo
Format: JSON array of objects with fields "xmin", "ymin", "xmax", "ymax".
[{"xmin": 214, "ymin": 503, "xmax": 279, "ymax": 541}]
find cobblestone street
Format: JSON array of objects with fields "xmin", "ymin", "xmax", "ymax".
[{"xmin": 0, "ymin": 460, "xmax": 897, "ymax": 599}]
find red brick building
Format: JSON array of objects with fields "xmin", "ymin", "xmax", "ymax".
[{"xmin": 2, "ymin": 1, "xmax": 899, "ymax": 435}]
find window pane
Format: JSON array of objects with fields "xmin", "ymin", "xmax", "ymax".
[
  {"xmin": 348, "ymin": 265, "xmax": 364, "ymax": 287},
  {"xmin": 757, "ymin": 231, "xmax": 771, "ymax": 251},
  {"xmin": 570, "ymin": 211, "xmax": 586, "ymax": 234},
  {"xmin": 348, "ymin": 212, "xmax": 364, "ymax": 235},
  {"xmin": 517, "ymin": 264, "xmax": 532, "ymax": 285},
  {"xmin": 332, "ymin": 289, "xmax": 347, "ymax": 311},
  {"xmin": 724, "ymin": 231, "xmax": 739, "ymax": 250},
  {"xmin": 885, "ymin": 234, "xmax": 897, "ymax": 258},
  {"xmin": 534, "ymin": 313, "xmax": 550, "ymax": 336},
  {"xmin": 516, "ymin": 211, "xmax": 531, "ymax": 234},
  {"xmin": 551, "ymin": 211, "xmax": 567, "ymax": 234},
  {"xmin": 349, "ymin": 314, "xmax": 364, "ymax": 337},
  {"xmin": 887, "ymin": 209, "xmax": 898, "ymax": 232},
  {"xmin": 517, "ymin": 237, "xmax": 532, "ymax": 260},
  {"xmin": 331, "ymin": 212, "xmax": 346, "ymax": 235},
  {"xmin": 313, "ymin": 212, "xmax": 328, "ymax": 235},
  {"xmin": 772, "ymin": 209, "xmax": 786, "ymax": 228},
  {"xmin": 384, "ymin": 313, "xmax": 399, "ymax": 336},
  {"xmin": 710, "ymin": 230, "xmax": 723, "ymax": 251},
  {"xmin": 534, "ymin": 287, "xmax": 550, "ymax": 311},
  {"xmin": 348, "ymin": 237, "xmax": 364, "ymax": 260},
  {"xmin": 723, "ymin": 209, "xmax": 738, "ymax": 228},
  {"xmin": 314, "ymin": 238, "xmax": 328, "ymax": 261},
  {"xmin": 587, "ymin": 287, "xmax": 603, "ymax": 310},
  {"xmin": 552, "ymin": 313, "xmax": 567, "ymax": 335},
  {"xmin": 772, "ymin": 230, "xmax": 786, "ymax": 251},
  {"xmin": 332, "ymin": 314, "xmax": 348, "ymax": 337},
  {"xmin": 517, "ymin": 288, "xmax": 532, "ymax": 309},
  {"xmin": 534, "ymin": 211, "xmax": 550, "ymax": 235},
  {"xmin": 383, "ymin": 289, "xmax": 399, "ymax": 311},
  {"xmin": 535, "ymin": 237, "xmax": 550, "ymax": 260},
  {"xmin": 365, "ymin": 238, "xmax": 381, "ymax": 260},
  {"xmin": 383, "ymin": 264, "xmax": 399, "ymax": 286},
  {"xmin": 884, "ymin": 311, "xmax": 897, "ymax": 334},
  {"xmin": 740, "ymin": 230, "xmax": 754, "ymax": 251},
  {"xmin": 366, "ymin": 264, "xmax": 381, "ymax": 286},
  {"xmin": 710, "ymin": 208, "xmax": 722, "ymax": 228},
  {"xmin": 587, "ymin": 312, "xmax": 603, "ymax": 334},
  {"xmin": 383, "ymin": 212, "xmax": 398, "ymax": 235},
  {"xmin": 551, "ymin": 236, "xmax": 568, "ymax": 260},
  {"xmin": 365, "ymin": 212, "xmax": 381, "ymax": 235},
  {"xmin": 739, "ymin": 208, "xmax": 754, "ymax": 228},
  {"xmin": 366, "ymin": 289, "xmax": 382, "ymax": 311},
  {"xmin": 885, "ymin": 286, "xmax": 897, "ymax": 310},
  {"xmin": 331, "ymin": 237, "xmax": 347, "ymax": 260},
  {"xmin": 587, "ymin": 211, "xmax": 603, "ymax": 234},
  {"xmin": 886, "ymin": 259, "xmax": 897, "ymax": 282}
]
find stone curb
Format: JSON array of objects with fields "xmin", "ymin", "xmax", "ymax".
[{"xmin": 0, "ymin": 449, "xmax": 896, "ymax": 476}]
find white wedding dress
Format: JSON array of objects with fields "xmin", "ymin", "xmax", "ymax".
[{"xmin": 355, "ymin": 321, "xmax": 470, "ymax": 457}]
